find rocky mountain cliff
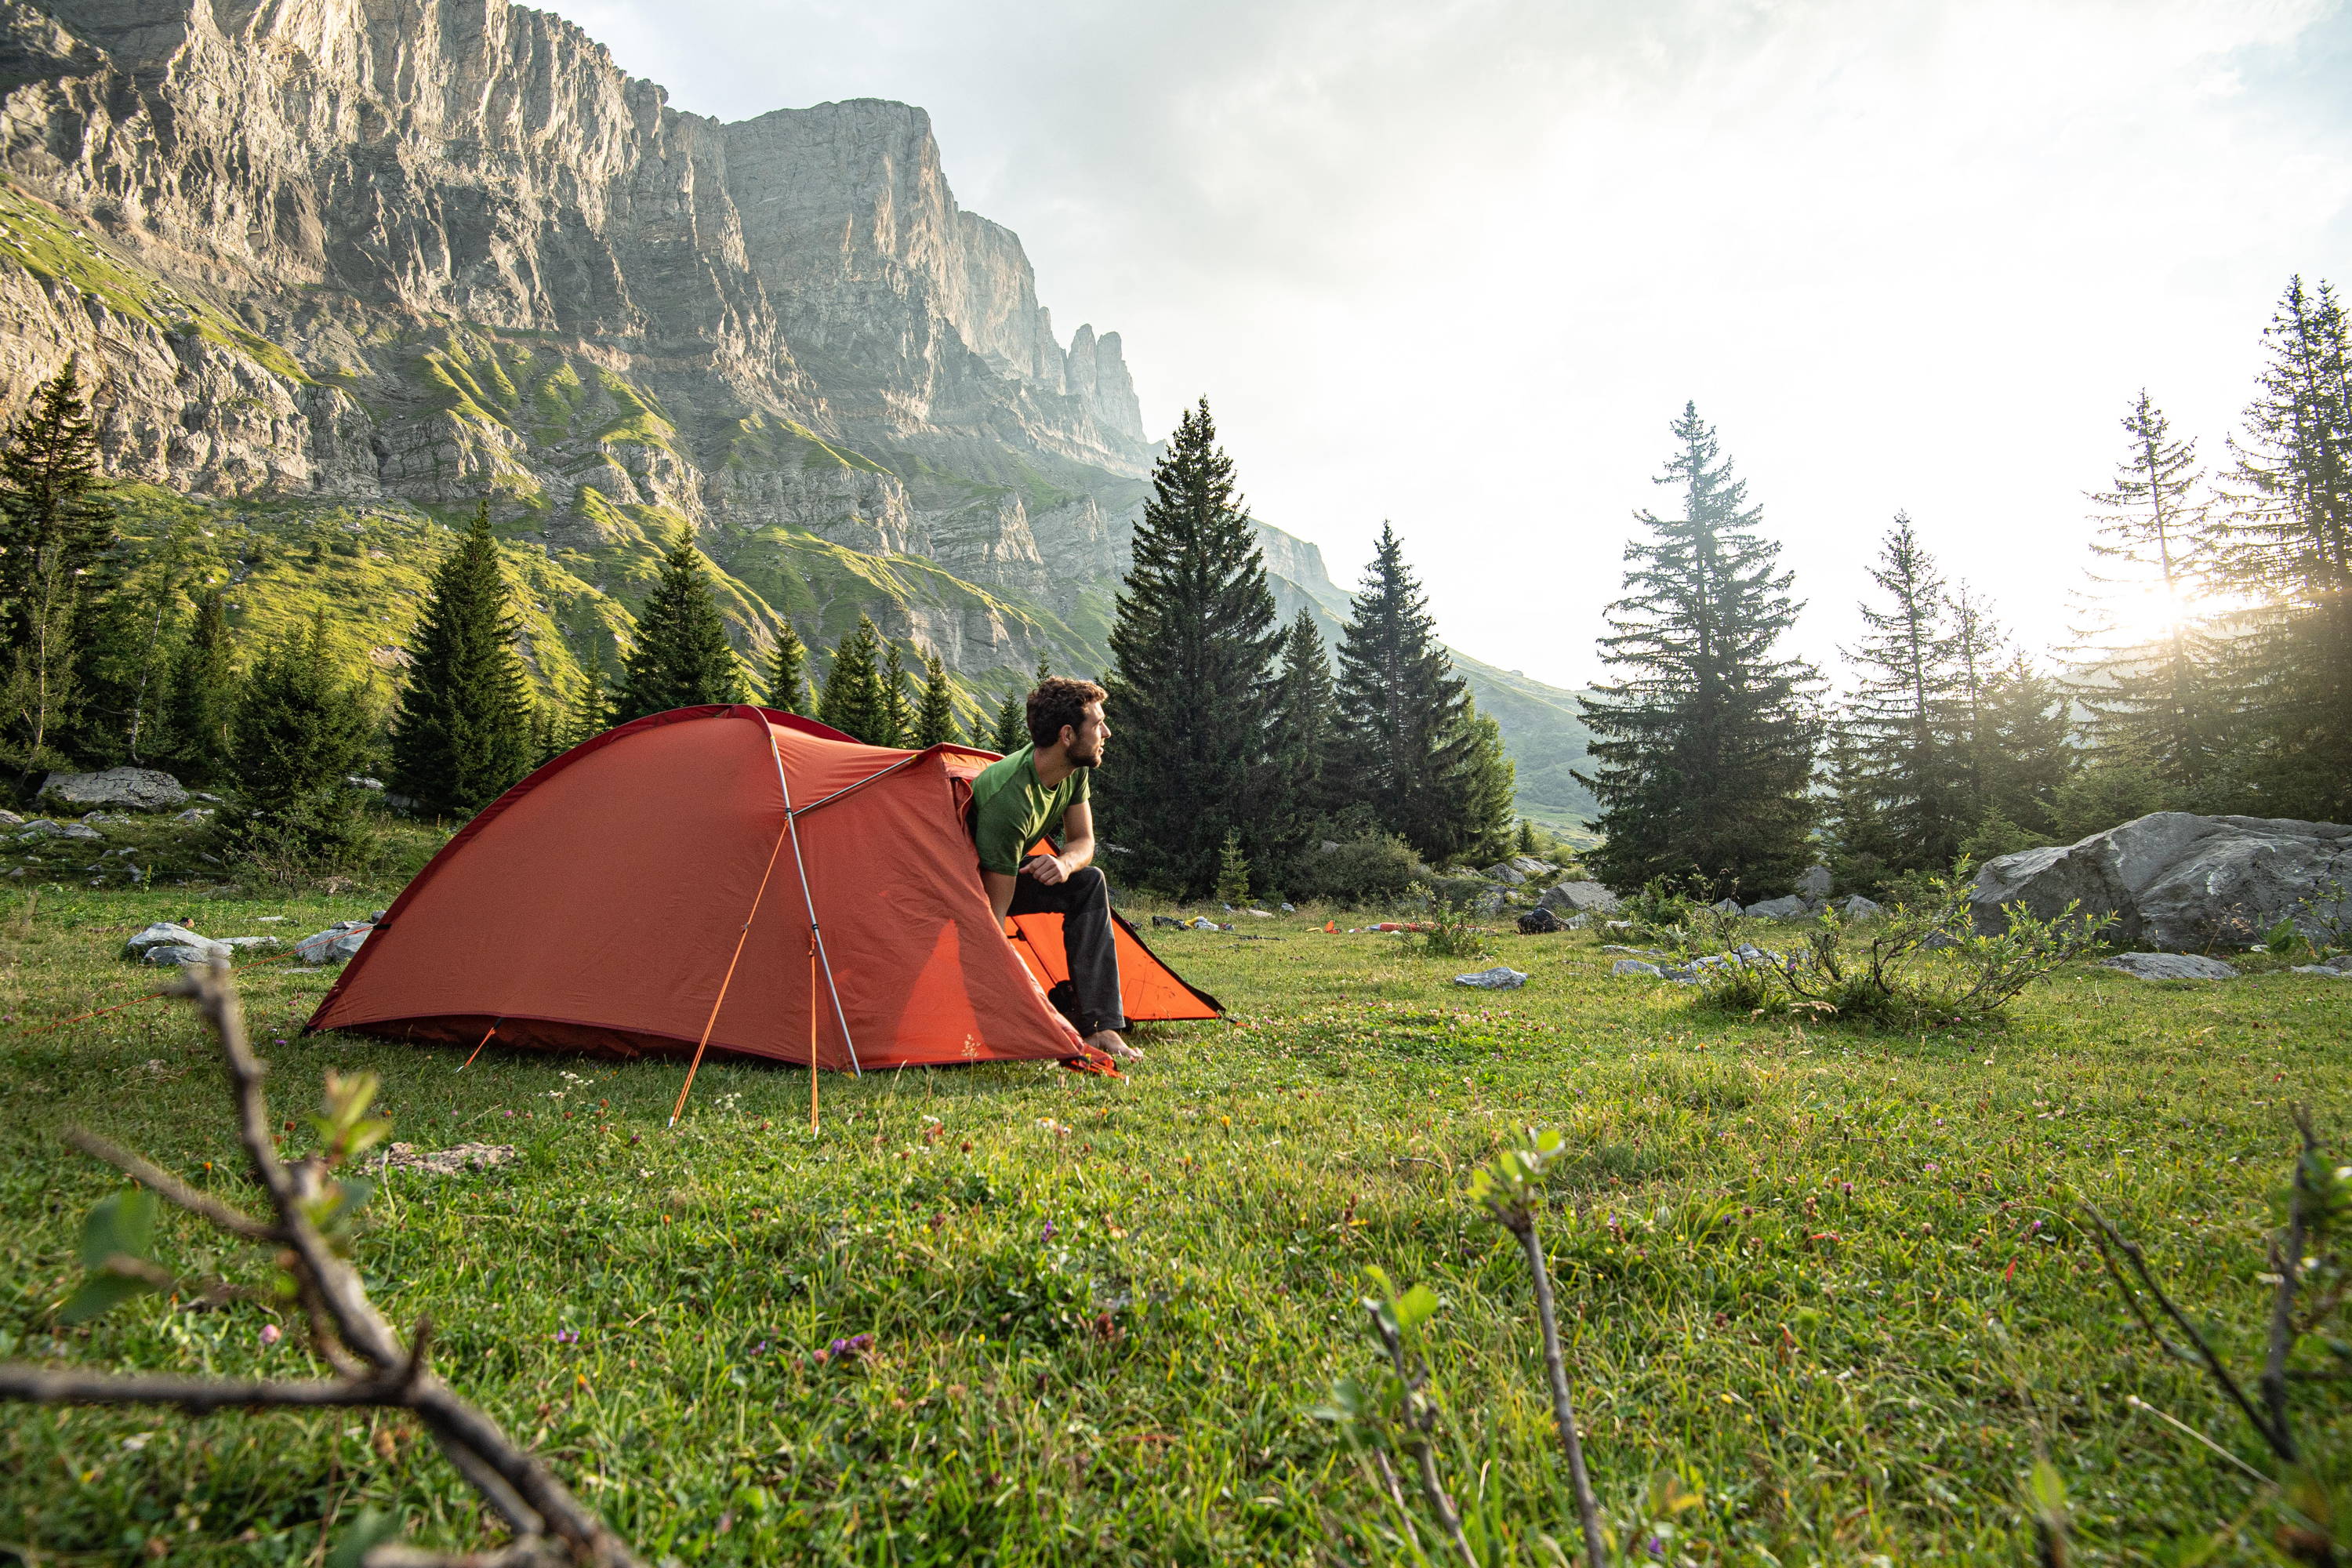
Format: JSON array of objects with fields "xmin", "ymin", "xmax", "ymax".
[{"xmin": 0, "ymin": 0, "xmax": 1591, "ymax": 813}]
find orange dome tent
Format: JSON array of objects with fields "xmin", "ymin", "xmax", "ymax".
[{"xmin": 307, "ymin": 706, "xmax": 1220, "ymax": 1073}]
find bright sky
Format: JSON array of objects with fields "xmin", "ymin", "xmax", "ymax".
[{"xmin": 561, "ymin": 0, "xmax": 2352, "ymax": 691}]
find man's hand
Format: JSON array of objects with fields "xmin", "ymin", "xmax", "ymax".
[{"xmin": 1022, "ymin": 852, "xmax": 1069, "ymax": 886}]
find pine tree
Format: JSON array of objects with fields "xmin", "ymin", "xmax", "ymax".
[
  {"xmin": 0, "ymin": 362, "xmax": 116, "ymax": 770},
  {"xmin": 2072, "ymin": 391, "xmax": 2225, "ymax": 793},
  {"xmin": 2211, "ymin": 276, "xmax": 2352, "ymax": 818},
  {"xmin": 1947, "ymin": 583, "xmax": 2006, "ymax": 824},
  {"xmin": 880, "ymin": 641, "xmax": 914, "ymax": 747},
  {"xmin": 1214, "ymin": 829, "xmax": 1250, "ymax": 906},
  {"xmin": 1819, "ymin": 720, "xmax": 1898, "ymax": 894},
  {"xmin": 989, "ymin": 690, "xmax": 1025, "ymax": 754},
  {"xmin": 1269, "ymin": 608, "xmax": 1335, "ymax": 832},
  {"xmin": 765, "ymin": 620, "xmax": 811, "ymax": 714},
  {"xmin": 1842, "ymin": 514, "xmax": 1968, "ymax": 875},
  {"xmin": 1328, "ymin": 525, "xmax": 1493, "ymax": 863},
  {"xmin": 615, "ymin": 529, "xmax": 743, "ymax": 721},
  {"xmin": 912, "ymin": 653, "xmax": 960, "ymax": 746},
  {"xmin": 541, "ymin": 664, "xmax": 612, "ymax": 760},
  {"xmin": 1978, "ymin": 655, "xmax": 2076, "ymax": 840},
  {"xmin": 1574, "ymin": 405, "xmax": 1818, "ymax": 898},
  {"xmin": 1102, "ymin": 398, "xmax": 1282, "ymax": 895},
  {"xmin": 163, "ymin": 587, "xmax": 238, "ymax": 783},
  {"xmin": 388, "ymin": 503, "xmax": 536, "ymax": 818},
  {"xmin": 218, "ymin": 613, "xmax": 376, "ymax": 869},
  {"xmin": 1454, "ymin": 713, "xmax": 1518, "ymax": 866},
  {"xmin": 817, "ymin": 615, "xmax": 896, "ymax": 745}
]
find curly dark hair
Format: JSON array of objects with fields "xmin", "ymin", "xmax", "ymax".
[{"xmin": 1025, "ymin": 677, "xmax": 1107, "ymax": 749}]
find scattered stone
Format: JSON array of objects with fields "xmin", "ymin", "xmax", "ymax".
[
  {"xmin": 375, "ymin": 1142, "xmax": 517, "ymax": 1176},
  {"xmin": 38, "ymin": 767, "xmax": 187, "ymax": 811},
  {"xmin": 1795, "ymin": 864, "xmax": 1834, "ymax": 900},
  {"xmin": 1610, "ymin": 958, "xmax": 1662, "ymax": 977},
  {"xmin": 1515, "ymin": 907, "xmax": 1566, "ymax": 935},
  {"xmin": 0, "ymin": 810, "xmax": 19, "ymax": 826},
  {"xmin": 1711, "ymin": 898, "xmax": 1741, "ymax": 915},
  {"xmin": 1744, "ymin": 895, "xmax": 1813, "ymax": 920},
  {"xmin": 1919, "ymin": 931, "xmax": 1962, "ymax": 952},
  {"xmin": 2102, "ymin": 952, "xmax": 2241, "ymax": 981},
  {"xmin": 17, "ymin": 818, "xmax": 102, "ymax": 841},
  {"xmin": 172, "ymin": 808, "xmax": 215, "ymax": 822},
  {"xmin": 346, "ymin": 775, "xmax": 385, "ymax": 790},
  {"xmin": 125, "ymin": 922, "xmax": 227, "ymax": 961},
  {"xmin": 1279, "ymin": 902, "xmax": 1295, "ymax": 913},
  {"xmin": 2289, "ymin": 954, "xmax": 2352, "ymax": 977},
  {"xmin": 1243, "ymin": 908, "xmax": 1274, "ymax": 918},
  {"xmin": 296, "ymin": 920, "xmax": 374, "ymax": 964},
  {"xmin": 1537, "ymin": 880, "xmax": 1621, "ymax": 916},
  {"xmin": 1453, "ymin": 965, "xmax": 1527, "ymax": 990},
  {"xmin": 1973, "ymin": 811, "xmax": 2352, "ymax": 951},
  {"xmin": 144, "ymin": 944, "xmax": 222, "ymax": 965},
  {"xmin": 1840, "ymin": 895, "xmax": 1882, "ymax": 919},
  {"xmin": 1508, "ymin": 855, "xmax": 1550, "ymax": 878},
  {"xmin": 1483, "ymin": 861, "xmax": 1528, "ymax": 887},
  {"xmin": 193, "ymin": 792, "xmax": 223, "ymax": 803}
]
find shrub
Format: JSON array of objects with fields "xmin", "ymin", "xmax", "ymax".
[
  {"xmin": 1693, "ymin": 867, "xmax": 2111, "ymax": 1026},
  {"xmin": 1415, "ymin": 884, "xmax": 1492, "ymax": 960},
  {"xmin": 1287, "ymin": 830, "xmax": 1424, "ymax": 908},
  {"xmin": 1624, "ymin": 876, "xmax": 1704, "ymax": 939}
]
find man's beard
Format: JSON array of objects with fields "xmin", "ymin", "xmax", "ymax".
[{"xmin": 1068, "ymin": 741, "xmax": 1103, "ymax": 768}]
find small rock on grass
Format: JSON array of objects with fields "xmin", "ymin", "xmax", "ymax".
[
  {"xmin": 2290, "ymin": 954, "xmax": 2352, "ymax": 977},
  {"xmin": 1611, "ymin": 958, "xmax": 1661, "ymax": 977},
  {"xmin": 375, "ymin": 1142, "xmax": 517, "ymax": 1175},
  {"xmin": 2102, "ymin": 952, "xmax": 2240, "ymax": 981},
  {"xmin": 1453, "ymin": 965, "xmax": 1527, "ymax": 989}
]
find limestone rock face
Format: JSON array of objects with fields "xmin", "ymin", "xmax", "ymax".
[
  {"xmin": 1972, "ymin": 812, "xmax": 2352, "ymax": 951},
  {"xmin": 0, "ymin": 0, "xmax": 1149, "ymax": 655}
]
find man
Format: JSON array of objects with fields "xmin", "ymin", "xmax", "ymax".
[{"xmin": 969, "ymin": 677, "xmax": 1137, "ymax": 1062}]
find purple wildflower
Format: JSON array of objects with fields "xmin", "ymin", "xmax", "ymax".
[
  {"xmin": 260, "ymin": 1323, "xmax": 281, "ymax": 1348},
  {"xmin": 1040, "ymin": 1219, "xmax": 1057, "ymax": 1242},
  {"xmin": 554, "ymin": 1329, "xmax": 579, "ymax": 1345}
]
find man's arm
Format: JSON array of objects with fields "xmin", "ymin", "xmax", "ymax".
[{"xmin": 1022, "ymin": 800, "xmax": 1094, "ymax": 886}]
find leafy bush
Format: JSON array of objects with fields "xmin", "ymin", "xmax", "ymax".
[
  {"xmin": 1415, "ymin": 884, "xmax": 1492, "ymax": 960},
  {"xmin": 1624, "ymin": 876, "xmax": 1704, "ymax": 939},
  {"xmin": 1287, "ymin": 830, "xmax": 1425, "ymax": 908},
  {"xmin": 1693, "ymin": 868, "xmax": 2111, "ymax": 1026}
]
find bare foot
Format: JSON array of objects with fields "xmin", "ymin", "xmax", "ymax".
[{"xmin": 1087, "ymin": 1029, "xmax": 1140, "ymax": 1062}]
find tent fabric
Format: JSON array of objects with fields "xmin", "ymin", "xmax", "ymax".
[{"xmin": 307, "ymin": 705, "xmax": 1221, "ymax": 1069}]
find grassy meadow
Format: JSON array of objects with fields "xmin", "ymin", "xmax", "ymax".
[{"xmin": 2, "ymin": 883, "xmax": 2349, "ymax": 1566}]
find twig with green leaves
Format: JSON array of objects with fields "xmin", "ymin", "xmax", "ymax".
[
  {"xmin": 2084, "ymin": 1107, "xmax": 2348, "ymax": 1565},
  {"xmin": 1468, "ymin": 1128, "xmax": 1609, "ymax": 1568},
  {"xmin": 0, "ymin": 960, "xmax": 642, "ymax": 1568}
]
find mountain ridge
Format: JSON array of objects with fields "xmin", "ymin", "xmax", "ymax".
[{"xmin": 0, "ymin": 0, "xmax": 1592, "ymax": 815}]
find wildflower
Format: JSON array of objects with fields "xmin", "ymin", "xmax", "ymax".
[
  {"xmin": 554, "ymin": 1329, "xmax": 579, "ymax": 1345},
  {"xmin": 1040, "ymin": 1219, "xmax": 1057, "ymax": 1241},
  {"xmin": 813, "ymin": 1333, "xmax": 873, "ymax": 1367},
  {"xmin": 260, "ymin": 1324, "xmax": 281, "ymax": 1348},
  {"xmin": 503, "ymin": 1109, "xmax": 515, "ymax": 1119}
]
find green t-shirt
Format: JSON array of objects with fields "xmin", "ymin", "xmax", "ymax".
[{"xmin": 969, "ymin": 744, "xmax": 1090, "ymax": 875}]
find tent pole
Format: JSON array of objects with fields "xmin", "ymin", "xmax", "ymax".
[
  {"xmin": 667, "ymin": 775, "xmax": 795, "ymax": 1127},
  {"xmin": 809, "ymin": 934, "xmax": 820, "ymax": 1133},
  {"xmin": 765, "ymin": 722, "xmax": 863, "ymax": 1077}
]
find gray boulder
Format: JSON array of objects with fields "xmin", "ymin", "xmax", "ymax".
[
  {"xmin": 1972, "ymin": 812, "xmax": 2352, "ymax": 951},
  {"xmin": 39, "ymin": 768, "xmax": 187, "ymax": 811},
  {"xmin": 1840, "ymin": 895, "xmax": 1883, "ymax": 919},
  {"xmin": 2102, "ymin": 952, "xmax": 2241, "ymax": 981},
  {"xmin": 1795, "ymin": 865, "xmax": 1833, "ymax": 899},
  {"xmin": 1744, "ymin": 895, "xmax": 1813, "ymax": 920},
  {"xmin": 1610, "ymin": 958, "xmax": 1662, "ymax": 977},
  {"xmin": 125, "ymin": 921, "xmax": 226, "ymax": 960},
  {"xmin": 1483, "ymin": 861, "xmax": 1528, "ymax": 887},
  {"xmin": 1711, "ymin": 898, "xmax": 1742, "ymax": 915},
  {"xmin": 1508, "ymin": 856, "xmax": 1551, "ymax": 878},
  {"xmin": 1453, "ymin": 965, "xmax": 1527, "ymax": 990},
  {"xmin": 144, "ymin": 943, "xmax": 222, "ymax": 966},
  {"xmin": 2291, "ymin": 954, "xmax": 2352, "ymax": 978},
  {"xmin": 1537, "ymin": 880, "xmax": 1621, "ymax": 916},
  {"xmin": 296, "ymin": 921, "xmax": 375, "ymax": 964}
]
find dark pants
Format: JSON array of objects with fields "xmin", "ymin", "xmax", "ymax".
[{"xmin": 1008, "ymin": 866, "xmax": 1126, "ymax": 1035}]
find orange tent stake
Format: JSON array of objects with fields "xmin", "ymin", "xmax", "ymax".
[{"xmin": 458, "ymin": 1021, "xmax": 499, "ymax": 1071}]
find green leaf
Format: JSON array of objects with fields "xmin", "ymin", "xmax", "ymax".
[
  {"xmin": 2027, "ymin": 1457, "xmax": 2067, "ymax": 1518},
  {"xmin": 1392, "ymin": 1283, "xmax": 1440, "ymax": 1334},
  {"xmin": 60, "ymin": 1270, "xmax": 154, "ymax": 1324},
  {"xmin": 77, "ymin": 1188, "xmax": 158, "ymax": 1272},
  {"xmin": 326, "ymin": 1508, "xmax": 403, "ymax": 1568}
]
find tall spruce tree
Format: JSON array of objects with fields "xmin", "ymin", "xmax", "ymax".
[
  {"xmin": 989, "ymin": 690, "xmax": 1025, "ymax": 754},
  {"xmin": 880, "ymin": 641, "xmax": 914, "ymax": 746},
  {"xmin": 615, "ymin": 529, "xmax": 743, "ymax": 721},
  {"xmin": 1947, "ymin": 583, "xmax": 2006, "ymax": 825},
  {"xmin": 164, "ymin": 587, "xmax": 238, "ymax": 783},
  {"xmin": 1978, "ymin": 655, "xmax": 2076, "ymax": 841},
  {"xmin": 555, "ymin": 665, "xmax": 612, "ymax": 754},
  {"xmin": 817, "ymin": 615, "xmax": 896, "ymax": 745},
  {"xmin": 1842, "ymin": 514, "xmax": 1968, "ymax": 876},
  {"xmin": 2212, "ymin": 275, "xmax": 2352, "ymax": 818},
  {"xmin": 1574, "ymin": 405, "xmax": 1818, "ymax": 898},
  {"xmin": 388, "ymin": 503, "xmax": 536, "ymax": 818},
  {"xmin": 0, "ymin": 362, "xmax": 116, "ymax": 770},
  {"xmin": 765, "ymin": 620, "xmax": 811, "ymax": 714},
  {"xmin": 1270, "ymin": 608, "xmax": 1336, "ymax": 823},
  {"xmin": 218, "ymin": 613, "xmax": 376, "ymax": 868},
  {"xmin": 1101, "ymin": 398, "xmax": 1282, "ymax": 895},
  {"xmin": 912, "ymin": 653, "xmax": 960, "ymax": 746},
  {"xmin": 2074, "ymin": 390, "xmax": 2225, "ymax": 791},
  {"xmin": 1328, "ymin": 525, "xmax": 1498, "ymax": 863}
]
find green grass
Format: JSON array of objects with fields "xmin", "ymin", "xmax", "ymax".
[{"xmin": 2, "ymin": 888, "xmax": 2348, "ymax": 1564}]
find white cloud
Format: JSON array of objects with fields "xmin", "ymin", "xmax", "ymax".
[{"xmin": 558, "ymin": 0, "xmax": 2351, "ymax": 686}]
